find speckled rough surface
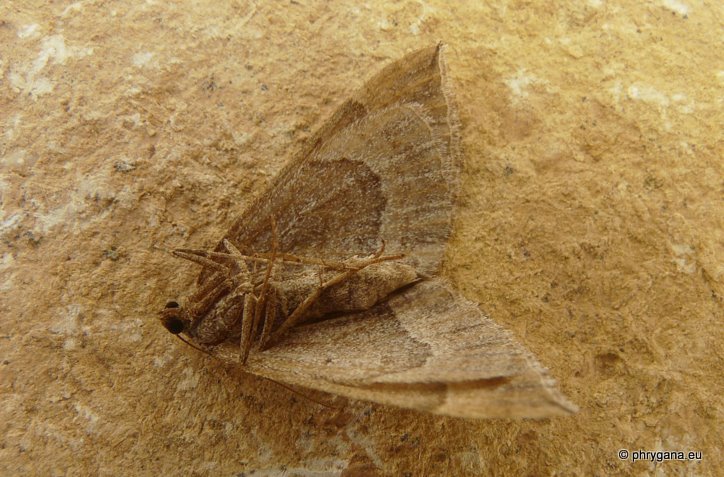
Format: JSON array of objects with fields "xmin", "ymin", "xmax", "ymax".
[{"xmin": 0, "ymin": 1, "xmax": 721, "ymax": 476}]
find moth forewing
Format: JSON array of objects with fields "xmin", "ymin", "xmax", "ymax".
[
  {"xmin": 161, "ymin": 44, "xmax": 577, "ymax": 419},
  {"xmin": 214, "ymin": 280, "xmax": 577, "ymax": 419}
]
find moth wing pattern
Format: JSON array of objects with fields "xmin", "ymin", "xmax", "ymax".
[
  {"xmin": 214, "ymin": 279, "xmax": 577, "ymax": 418},
  {"xmin": 182, "ymin": 44, "xmax": 576, "ymax": 418},
  {"xmin": 200, "ymin": 44, "xmax": 460, "ymax": 284}
]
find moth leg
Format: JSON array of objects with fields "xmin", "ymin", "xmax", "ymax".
[
  {"xmin": 257, "ymin": 285, "xmax": 278, "ymax": 350},
  {"xmin": 255, "ymin": 246, "xmax": 403, "ymax": 271},
  {"xmin": 239, "ymin": 293, "xmax": 256, "ymax": 364},
  {"xmin": 187, "ymin": 273, "xmax": 232, "ymax": 319},
  {"xmin": 264, "ymin": 243, "xmax": 399, "ymax": 347},
  {"xmin": 252, "ymin": 216, "xmax": 279, "ymax": 329},
  {"xmin": 253, "ymin": 252, "xmax": 351, "ymax": 271},
  {"xmin": 203, "ymin": 241, "xmax": 397, "ymax": 273},
  {"xmin": 249, "ymin": 280, "xmax": 278, "ymax": 353},
  {"xmin": 221, "ymin": 239, "xmax": 256, "ymax": 292}
]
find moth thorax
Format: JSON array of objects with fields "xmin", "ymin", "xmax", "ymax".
[{"xmin": 190, "ymin": 292, "xmax": 248, "ymax": 345}]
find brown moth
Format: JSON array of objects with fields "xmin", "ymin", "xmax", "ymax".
[{"xmin": 160, "ymin": 44, "xmax": 577, "ymax": 418}]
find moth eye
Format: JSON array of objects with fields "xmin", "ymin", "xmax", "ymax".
[
  {"xmin": 164, "ymin": 317, "xmax": 185, "ymax": 335},
  {"xmin": 165, "ymin": 301, "xmax": 180, "ymax": 309}
]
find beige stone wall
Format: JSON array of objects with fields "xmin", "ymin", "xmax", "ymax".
[{"xmin": 1, "ymin": 1, "xmax": 720, "ymax": 475}]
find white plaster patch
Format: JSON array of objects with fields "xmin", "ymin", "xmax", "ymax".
[
  {"xmin": 147, "ymin": 211, "xmax": 159, "ymax": 228},
  {"xmin": 62, "ymin": 1, "xmax": 85, "ymax": 17},
  {"xmin": 625, "ymin": 83, "xmax": 697, "ymax": 128},
  {"xmin": 34, "ymin": 201, "xmax": 78, "ymax": 233},
  {"xmin": 196, "ymin": 462, "xmax": 219, "ymax": 473},
  {"xmin": 453, "ymin": 450, "xmax": 483, "ymax": 474},
  {"xmin": 106, "ymin": 317, "xmax": 143, "ymax": 342},
  {"xmin": 119, "ymin": 112, "xmax": 142, "ymax": 127},
  {"xmin": 671, "ymin": 243, "xmax": 696, "ymax": 274},
  {"xmin": 0, "ymin": 252, "xmax": 15, "ymax": 268},
  {"xmin": 409, "ymin": 20, "xmax": 421, "ymax": 35},
  {"xmin": 409, "ymin": 3, "xmax": 434, "ymax": 35},
  {"xmin": 0, "ymin": 213, "xmax": 23, "ymax": 235},
  {"xmin": 232, "ymin": 131, "xmax": 253, "ymax": 147},
  {"xmin": 77, "ymin": 170, "xmax": 115, "ymax": 201},
  {"xmin": 50, "ymin": 304, "xmax": 82, "ymax": 335},
  {"xmin": 132, "ymin": 51, "xmax": 155, "ymax": 68},
  {"xmin": 35, "ymin": 35, "xmax": 93, "ymax": 69},
  {"xmin": 153, "ymin": 355, "xmax": 170, "ymax": 368},
  {"xmin": 32, "ymin": 166, "xmax": 116, "ymax": 234},
  {"xmin": 661, "ymin": 0, "xmax": 689, "ymax": 16},
  {"xmin": 0, "ymin": 253, "xmax": 16, "ymax": 291},
  {"xmin": 17, "ymin": 24, "xmax": 40, "ymax": 39},
  {"xmin": 9, "ymin": 35, "xmax": 93, "ymax": 99},
  {"xmin": 201, "ymin": 24, "xmax": 222, "ymax": 39},
  {"xmin": 244, "ymin": 460, "xmax": 349, "ymax": 477},
  {"xmin": 505, "ymin": 70, "xmax": 539, "ymax": 100},
  {"xmin": 678, "ymin": 141, "xmax": 695, "ymax": 156},
  {"xmin": 609, "ymin": 79, "xmax": 623, "ymax": 103},
  {"xmin": 176, "ymin": 367, "xmax": 200, "ymax": 391},
  {"xmin": 560, "ymin": 37, "xmax": 584, "ymax": 58},
  {"xmin": 671, "ymin": 243, "xmax": 694, "ymax": 256},
  {"xmin": 0, "ymin": 149, "xmax": 27, "ymax": 168},
  {"xmin": 50, "ymin": 304, "xmax": 83, "ymax": 350},
  {"xmin": 3, "ymin": 114, "xmax": 22, "ymax": 141},
  {"xmin": 113, "ymin": 185, "xmax": 137, "ymax": 210},
  {"xmin": 345, "ymin": 426, "xmax": 383, "ymax": 469},
  {"xmin": 671, "ymin": 92, "xmax": 695, "ymax": 113},
  {"xmin": 124, "ymin": 85, "xmax": 143, "ymax": 97},
  {"xmin": 377, "ymin": 16, "xmax": 394, "ymax": 31},
  {"xmin": 1, "ymin": 148, "xmax": 39, "ymax": 171},
  {"xmin": 241, "ymin": 27, "xmax": 265, "ymax": 40},
  {"xmin": 627, "ymin": 83, "xmax": 669, "ymax": 107},
  {"xmin": 8, "ymin": 72, "xmax": 53, "ymax": 97},
  {"xmin": 73, "ymin": 402, "xmax": 100, "ymax": 432}
]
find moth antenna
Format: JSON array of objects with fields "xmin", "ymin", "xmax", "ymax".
[
  {"xmin": 222, "ymin": 239, "xmax": 244, "ymax": 257},
  {"xmin": 172, "ymin": 249, "xmax": 230, "ymax": 274},
  {"xmin": 176, "ymin": 334, "xmax": 336, "ymax": 408},
  {"xmin": 258, "ymin": 375, "xmax": 341, "ymax": 410},
  {"xmin": 152, "ymin": 243, "xmax": 176, "ymax": 255},
  {"xmin": 157, "ymin": 243, "xmax": 230, "ymax": 273},
  {"xmin": 176, "ymin": 326, "xmax": 337, "ymax": 408},
  {"xmin": 174, "ymin": 334, "xmax": 222, "ymax": 361}
]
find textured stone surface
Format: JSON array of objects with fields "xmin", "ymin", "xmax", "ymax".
[{"xmin": 1, "ymin": 1, "xmax": 721, "ymax": 475}]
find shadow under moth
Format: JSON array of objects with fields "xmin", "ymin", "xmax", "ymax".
[{"xmin": 160, "ymin": 44, "xmax": 576, "ymax": 418}]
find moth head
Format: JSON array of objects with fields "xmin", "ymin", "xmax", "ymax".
[{"xmin": 159, "ymin": 300, "xmax": 192, "ymax": 335}]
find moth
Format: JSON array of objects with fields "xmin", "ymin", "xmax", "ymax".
[{"xmin": 160, "ymin": 44, "xmax": 576, "ymax": 418}]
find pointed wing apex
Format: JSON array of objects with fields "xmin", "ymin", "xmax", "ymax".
[{"xmin": 217, "ymin": 279, "xmax": 576, "ymax": 419}]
